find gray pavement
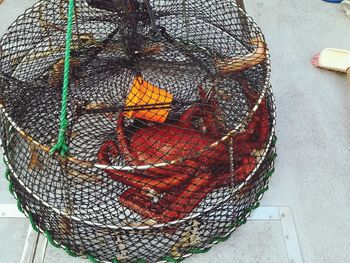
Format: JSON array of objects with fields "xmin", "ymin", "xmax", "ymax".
[{"xmin": 1, "ymin": 0, "xmax": 350, "ymax": 262}]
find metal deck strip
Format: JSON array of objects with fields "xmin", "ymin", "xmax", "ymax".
[
  {"xmin": 0, "ymin": 204, "xmax": 25, "ymax": 218},
  {"xmin": 20, "ymin": 226, "xmax": 48, "ymax": 263},
  {"xmin": 250, "ymin": 206, "xmax": 281, "ymax": 220},
  {"xmin": 280, "ymin": 207, "xmax": 304, "ymax": 263}
]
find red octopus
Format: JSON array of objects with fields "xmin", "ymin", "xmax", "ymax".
[{"xmin": 97, "ymin": 79, "xmax": 270, "ymax": 223}]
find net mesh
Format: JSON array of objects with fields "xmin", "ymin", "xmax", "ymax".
[{"xmin": 0, "ymin": 0, "xmax": 276, "ymax": 262}]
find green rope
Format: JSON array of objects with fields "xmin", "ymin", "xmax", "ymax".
[
  {"xmin": 264, "ymin": 167, "xmax": 275, "ymax": 179},
  {"xmin": 213, "ymin": 234, "xmax": 232, "ymax": 244},
  {"xmin": 87, "ymin": 255, "xmax": 100, "ymax": 263},
  {"xmin": 16, "ymin": 198, "xmax": 23, "ymax": 213},
  {"xmin": 4, "ymin": 167, "xmax": 14, "ymax": 193},
  {"xmin": 256, "ymin": 186, "xmax": 269, "ymax": 196},
  {"xmin": 237, "ymin": 217, "xmax": 247, "ymax": 226},
  {"xmin": 50, "ymin": 0, "xmax": 75, "ymax": 157},
  {"xmin": 271, "ymin": 135, "xmax": 278, "ymax": 147},
  {"xmin": 163, "ymin": 256, "xmax": 183, "ymax": 263},
  {"xmin": 64, "ymin": 247, "xmax": 78, "ymax": 257},
  {"xmin": 45, "ymin": 230, "xmax": 61, "ymax": 248},
  {"xmin": 228, "ymin": 222, "xmax": 237, "ymax": 229},
  {"xmin": 189, "ymin": 247, "xmax": 211, "ymax": 254},
  {"xmin": 28, "ymin": 212, "xmax": 39, "ymax": 232},
  {"xmin": 271, "ymin": 152, "xmax": 278, "ymax": 161},
  {"xmin": 248, "ymin": 202, "xmax": 260, "ymax": 212},
  {"xmin": 4, "ymin": 167, "xmax": 10, "ymax": 181},
  {"xmin": 8, "ymin": 179, "xmax": 14, "ymax": 194}
]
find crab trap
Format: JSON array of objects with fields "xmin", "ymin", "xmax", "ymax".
[{"xmin": 0, "ymin": 0, "xmax": 276, "ymax": 262}]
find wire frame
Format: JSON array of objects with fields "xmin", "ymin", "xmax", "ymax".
[{"xmin": 0, "ymin": 0, "xmax": 275, "ymax": 262}]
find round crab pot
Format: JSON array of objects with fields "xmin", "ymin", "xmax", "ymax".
[{"xmin": 0, "ymin": 0, "xmax": 276, "ymax": 262}]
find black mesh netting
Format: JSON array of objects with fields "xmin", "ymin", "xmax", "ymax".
[{"xmin": 0, "ymin": 0, "xmax": 276, "ymax": 262}]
